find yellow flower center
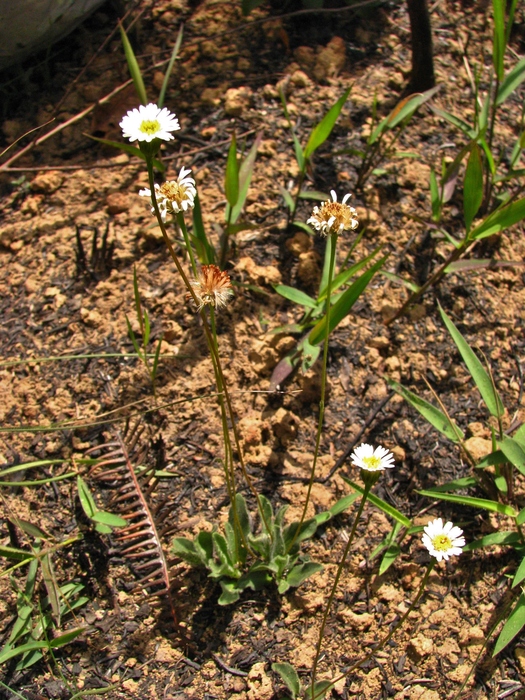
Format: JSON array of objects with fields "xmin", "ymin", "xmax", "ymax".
[
  {"xmin": 139, "ymin": 119, "xmax": 161, "ymax": 135},
  {"xmin": 363, "ymin": 455, "xmax": 381, "ymax": 470},
  {"xmin": 432, "ymin": 534, "xmax": 452, "ymax": 552},
  {"xmin": 321, "ymin": 202, "xmax": 354, "ymax": 230},
  {"xmin": 160, "ymin": 181, "xmax": 185, "ymax": 203}
]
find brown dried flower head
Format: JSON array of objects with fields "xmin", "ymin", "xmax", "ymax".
[
  {"xmin": 188, "ymin": 265, "xmax": 233, "ymax": 311},
  {"xmin": 307, "ymin": 190, "xmax": 359, "ymax": 236}
]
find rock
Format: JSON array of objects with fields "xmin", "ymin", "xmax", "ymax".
[
  {"xmin": 236, "ymin": 256, "xmax": 281, "ymax": 286},
  {"xmin": 106, "ymin": 191, "xmax": 129, "ymax": 215},
  {"xmin": 293, "ymin": 46, "xmax": 316, "ymax": 72},
  {"xmin": 30, "ymin": 171, "xmax": 64, "ymax": 194},
  {"xmin": 463, "ymin": 436, "xmax": 493, "ymax": 463},
  {"xmin": 313, "ymin": 36, "xmax": 346, "ymax": 82},
  {"xmin": 286, "ymin": 231, "xmax": 312, "ymax": 256},
  {"xmin": 297, "ymin": 251, "xmax": 321, "ymax": 287},
  {"xmin": 408, "ymin": 633, "xmax": 434, "ymax": 661},
  {"xmin": 224, "ymin": 86, "xmax": 253, "ymax": 116},
  {"xmin": 290, "ymin": 70, "xmax": 311, "ymax": 88},
  {"xmin": 246, "ymin": 662, "xmax": 273, "ymax": 700}
]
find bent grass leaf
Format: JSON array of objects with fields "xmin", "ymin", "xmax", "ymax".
[
  {"xmin": 379, "ymin": 542, "xmax": 401, "ymax": 575},
  {"xmin": 387, "ymin": 379, "xmax": 464, "ymax": 443},
  {"xmin": 493, "ymin": 592, "xmax": 525, "ymax": 656},
  {"xmin": 439, "ymin": 305, "xmax": 504, "ymax": 417},
  {"xmin": 469, "ymin": 196, "xmax": 525, "ymax": 240},
  {"xmin": 497, "ymin": 57, "xmax": 525, "ymax": 105},
  {"xmin": 417, "ymin": 489, "xmax": 517, "ymax": 517},
  {"xmin": 343, "ymin": 477, "xmax": 412, "ymax": 527},
  {"xmin": 499, "ymin": 436, "xmax": 525, "ymax": 477},
  {"xmin": 272, "ymin": 662, "xmax": 301, "ymax": 699},
  {"xmin": 304, "ymin": 87, "xmax": 351, "ymax": 160},
  {"xmin": 86, "ymin": 135, "xmax": 165, "ymax": 171},
  {"xmin": 424, "ymin": 476, "xmax": 478, "ymax": 492},
  {"xmin": 512, "ymin": 556, "xmax": 525, "ymax": 587},
  {"xmin": 275, "ymin": 285, "xmax": 318, "ymax": 309}
]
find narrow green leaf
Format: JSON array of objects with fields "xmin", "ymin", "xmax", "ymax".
[
  {"xmin": 297, "ymin": 190, "xmax": 330, "ymax": 201},
  {"xmin": 492, "ymin": 0, "xmax": 506, "ymax": 81},
  {"xmin": 463, "ymin": 144, "xmax": 483, "ymax": 232},
  {"xmin": 304, "ymin": 87, "xmax": 351, "ymax": 160},
  {"xmin": 40, "ymin": 554, "xmax": 60, "ymax": 624},
  {"xmin": 192, "ymin": 192, "xmax": 215, "ymax": 264},
  {"xmin": 423, "ymin": 476, "xmax": 478, "ymax": 493},
  {"xmin": 280, "ymin": 187, "xmax": 295, "ymax": 212},
  {"xmin": 328, "ymin": 493, "xmax": 360, "ymax": 517},
  {"xmin": 417, "ymin": 489, "xmax": 517, "ymax": 517},
  {"xmin": 342, "ymin": 478, "xmax": 412, "ymax": 527},
  {"xmin": 76, "ymin": 476, "xmax": 97, "ymax": 519},
  {"xmin": 49, "ymin": 627, "xmax": 86, "ymax": 648},
  {"xmin": 493, "ymin": 592, "xmax": 525, "ymax": 655},
  {"xmin": 272, "ymin": 662, "xmax": 301, "ymax": 699},
  {"xmin": 230, "ymin": 134, "xmax": 261, "ymax": 224},
  {"xmin": 91, "ymin": 511, "xmax": 128, "ymax": 527},
  {"xmin": 431, "ymin": 106, "xmax": 474, "ymax": 137},
  {"xmin": 439, "ymin": 305, "xmax": 504, "ymax": 417},
  {"xmin": 225, "ymin": 133, "xmax": 239, "ymax": 208},
  {"xmin": 469, "ymin": 196, "xmax": 525, "ymax": 240},
  {"xmin": 0, "ymin": 545, "xmax": 33, "ymax": 562},
  {"xmin": 499, "ymin": 436, "xmax": 525, "ymax": 477},
  {"xmin": 85, "ymin": 135, "xmax": 164, "ymax": 171},
  {"xmin": 464, "ymin": 532, "xmax": 520, "ymax": 550},
  {"xmin": 429, "ymin": 167, "xmax": 441, "ymax": 221},
  {"xmin": 379, "ymin": 543, "xmax": 401, "ymax": 575},
  {"xmin": 119, "ymin": 23, "xmax": 147, "ymax": 105},
  {"xmin": 274, "ymin": 285, "xmax": 318, "ymax": 309},
  {"xmin": 387, "ymin": 379, "xmax": 464, "ymax": 443},
  {"xmin": 512, "ymin": 556, "xmax": 525, "ymax": 587},
  {"xmin": 15, "ymin": 519, "xmax": 52, "ymax": 541},
  {"xmin": 0, "ymin": 641, "xmax": 48, "ymax": 665},
  {"xmin": 158, "ymin": 25, "xmax": 183, "ymax": 109}
]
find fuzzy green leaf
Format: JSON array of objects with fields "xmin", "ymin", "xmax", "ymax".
[
  {"xmin": 285, "ymin": 562, "xmax": 323, "ymax": 588},
  {"xmin": 272, "ymin": 662, "xmax": 301, "ymax": 699}
]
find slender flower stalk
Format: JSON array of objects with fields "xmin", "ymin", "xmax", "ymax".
[
  {"xmin": 288, "ymin": 192, "xmax": 359, "ymax": 553},
  {"xmin": 309, "ymin": 445, "xmax": 394, "ymax": 698}
]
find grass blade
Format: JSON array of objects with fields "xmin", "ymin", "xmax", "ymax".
[
  {"xmin": 158, "ymin": 25, "xmax": 183, "ymax": 108},
  {"xmin": 463, "ymin": 143, "xmax": 483, "ymax": 232},
  {"xmin": 439, "ymin": 305, "xmax": 504, "ymax": 417},
  {"xmin": 119, "ymin": 23, "xmax": 147, "ymax": 105},
  {"xmin": 224, "ymin": 133, "xmax": 239, "ymax": 208},
  {"xmin": 304, "ymin": 87, "xmax": 351, "ymax": 160},
  {"xmin": 469, "ymin": 195, "xmax": 525, "ymax": 240},
  {"xmin": 493, "ymin": 592, "xmax": 525, "ymax": 655},
  {"xmin": 388, "ymin": 379, "xmax": 464, "ymax": 442},
  {"xmin": 417, "ymin": 489, "xmax": 517, "ymax": 516}
]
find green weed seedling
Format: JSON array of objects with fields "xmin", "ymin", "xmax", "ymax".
[
  {"xmin": 389, "ymin": 304, "xmax": 525, "ymax": 655},
  {"xmin": 387, "ymin": 0, "xmax": 525, "ymax": 322},
  {"xmin": 347, "ymin": 86, "xmax": 439, "ymax": 190},
  {"xmin": 280, "ymin": 87, "xmax": 352, "ymax": 225},
  {"xmin": 172, "ymin": 492, "xmax": 363, "ymax": 604}
]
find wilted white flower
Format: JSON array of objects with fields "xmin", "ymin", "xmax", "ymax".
[
  {"xmin": 120, "ymin": 103, "xmax": 180, "ymax": 142},
  {"xmin": 139, "ymin": 167, "xmax": 196, "ymax": 222},
  {"xmin": 188, "ymin": 265, "xmax": 233, "ymax": 311},
  {"xmin": 350, "ymin": 443, "xmax": 395, "ymax": 472},
  {"xmin": 307, "ymin": 190, "xmax": 359, "ymax": 236},
  {"xmin": 422, "ymin": 518, "xmax": 465, "ymax": 562}
]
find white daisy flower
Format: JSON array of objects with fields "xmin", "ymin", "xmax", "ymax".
[
  {"xmin": 350, "ymin": 443, "xmax": 395, "ymax": 472},
  {"xmin": 307, "ymin": 190, "xmax": 359, "ymax": 236},
  {"xmin": 139, "ymin": 167, "xmax": 197, "ymax": 222},
  {"xmin": 120, "ymin": 103, "xmax": 180, "ymax": 143},
  {"xmin": 422, "ymin": 518, "xmax": 465, "ymax": 562},
  {"xmin": 187, "ymin": 265, "xmax": 233, "ymax": 312}
]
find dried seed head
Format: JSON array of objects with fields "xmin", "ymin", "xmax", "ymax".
[
  {"xmin": 307, "ymin": 190, "xmax": 359, "ymax": 236},
  {"xmin": 187, "ymin": 265, "xmax": 233, "ymax": 311}
]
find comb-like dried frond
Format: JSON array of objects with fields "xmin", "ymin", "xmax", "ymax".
[{"xmin": 86, "ymin": 427, "xmax": 178, "ymax": 628}]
